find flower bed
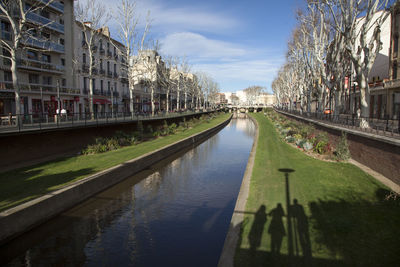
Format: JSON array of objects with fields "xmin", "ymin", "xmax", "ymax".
[{"xmin": 264, "ymin": 109, "xmax": 349, "ymax": 161}]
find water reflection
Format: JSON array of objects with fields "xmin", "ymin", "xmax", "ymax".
[{"xmin": 2, "ymin": 118, "xmax": 255, "ymax": 267}]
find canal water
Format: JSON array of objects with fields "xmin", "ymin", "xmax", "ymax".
[{"xmin": 1, "ymin": 117, "xmax": 255, "ymax": 267}]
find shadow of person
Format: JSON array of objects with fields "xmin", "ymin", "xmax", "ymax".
[
  {"xmin": 248, "ymin": 205, "xmax": 267, "ymax": 253},
  {"xmin": 291, "ymin": 199, "xmax": 312, "ymax": 263},
  {"xmin": 268, "ymin": 203, "xmax": 286, "ymax": 255}
]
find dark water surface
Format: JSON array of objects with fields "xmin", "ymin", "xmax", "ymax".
[{"xmin": 1, "ymin": 117, "xmax": 255, "ymax": 267}]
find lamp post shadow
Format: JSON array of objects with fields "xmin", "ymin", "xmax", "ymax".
[{"xmin": 278, "ymin": 168, "xmax": 295, "ymax": 265}]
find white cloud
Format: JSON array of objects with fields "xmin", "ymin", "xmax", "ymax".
[{"xmin": 160, "ymin": 32, "xmax": 246, "ymax": 59}]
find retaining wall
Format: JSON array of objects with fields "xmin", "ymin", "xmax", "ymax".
[
  {"xmin": 0, "ymin": 115, "xmax": 232, "ymax": 245},
  {"xmin": 277, "ymin": 110, "xmax": 400, "ymax": 185}
]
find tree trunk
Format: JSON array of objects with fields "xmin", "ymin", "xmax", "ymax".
[
  {"xmin": 359, "ymin": 73, "xmax": 370, "ymax": 128},
  {"xmin": 89, "ymin": 76, "xmax": 94, "ymax": 120},
  {"xmin": 129, "ymin": 83, "xmax": 134, "ymax": 119},
  {"xmin": 11, "ymin": 52, "xmax": 21, "ymax": 127},
  {"xmin": 166, "ymin": 88, "xmax": 169, "ymax": 113},
  {"xmin": 151, "ymin": 86, "xmax": 154, "ymax": 116},
  {"xmin": 177, "ymin": 82, "xmax": 180, "ymax": 110},
  {"xmin": 184, "ymin": 90, "xmax": 187, "ymax": 110}
]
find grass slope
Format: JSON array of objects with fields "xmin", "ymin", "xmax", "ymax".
[
  {"xmin": 235, "ymin": 113, "xmax": 400, "ymax": 267},
  {"xmin": 0, "ymin": 113, "xmax": 231, "ymax": 212}
]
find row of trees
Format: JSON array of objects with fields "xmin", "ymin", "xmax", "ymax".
[
  {"xmin": 0, "ymin": 0, "xmax": 220, "ymax": 125},
  {"xmin": 272, "ymin": 0, "xmax": 392, "ymax": 128}
]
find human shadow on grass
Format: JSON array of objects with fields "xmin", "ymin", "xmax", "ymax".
[
  {"xmin": 0, "ymin": 166, "xmax": 95, "ymax": 211},
  {"xmin": 309, "ymin": 188, "xmax": 400, "ymax": 267}
]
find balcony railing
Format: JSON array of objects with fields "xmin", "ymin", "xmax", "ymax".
[
  {"xmin": 24, "ymin": 37, "xmax": 64, "ymax": 53},
  {"xmin": 82, "ymin": 64, "xmax": 89, "ymax": 73},
  {"xmin": 36, "ymin": 0, "xmax": 64, "ymax": 13},
  {"xmin": 0, "ymin": 80, "xmax": 80, "ymax": 94},
  {"xmin": 99, "ymin": 69, "xmax": 105, "ymax": 75},
  {"xmin": 107, "ymin": 71, "xmax": 113, "ymax": 78},
  {"xmin": 18, "ymin": 58, "xmax": 64, "ymax": 73},
  {"xmin": 25, "ymin": 12, "xmax": 64, "ymax": 33},
  {"xmin": 113, "ymin": 72, "xmax": 119, "ymax": 78}
]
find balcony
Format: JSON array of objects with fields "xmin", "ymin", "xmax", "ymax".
[
  {"xmin": 92, "ymin": 68, "xmax": 98, "ymax": 75},
  {"xmin": 113, "ymin": 72, "xmax": 119, "ymax": 78},
  {"xmin": 0, "ymin": 80, "xmax": 80, "ymax": 94},
  {"xmin": 35, "ymin": 0, "xmax": 64, "ymax": 13},
  {"xmin": 99, "ymin": 48, "xmax": 105, "ymax": 55},
  {"xmin": 99, "ymin": 69, "xmax": 105, "ymax": 75},
  {"xmin": 24, "ymin": 37, "xmax": 64, "ymax": 53},
  {"xmin": 82, "ymin": 64, "xmax": 89, "ymax": 73},
  {"xmin": 26, "ymin": 12, "xmax": 64, "ymax": 33},
  {"xmin": 18, "ymin": 58, "xmax": 64, "ymax": 74},
  {"xmin": 120, "ymin": 77, "xmax": 129, "ymax": 83},
  {"xmin": 107, "ymin": 71, "xmax": 113, "ymax": 78}
]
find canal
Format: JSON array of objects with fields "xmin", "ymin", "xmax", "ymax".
[{"xmin": 1, "ymin": 117, "xmax": 256, "ymax": 266}]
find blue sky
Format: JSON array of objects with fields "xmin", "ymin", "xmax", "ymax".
[{"xmin": 105, "ymin": 0, "xmax": 305, "ymax": 93}]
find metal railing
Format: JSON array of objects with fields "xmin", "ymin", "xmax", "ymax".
[
  {"xmin": 276, "ymin": 107, "xmax": 400, "ymax": 138},
  {"xmin": 0, "ymin": 109, "xmax": 215, "ymax": 134}
]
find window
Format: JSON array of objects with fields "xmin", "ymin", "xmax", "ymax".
[
  {"xmin": 42, "ymin": 54, "xmax": 51, "ymax": 63},
  {"xmin": 100, "ymin": 80, "xmax": 104, "ymax": 91},
  {"xmin": 4, "ymin": 71, "xmax": 12, "ymax": 82},
  {"xmin": 91, "ymin": 55, "xmax": 95, "ymax": 66},
  {"xmin": 59, "ymin": 18, "xmax": 64, "ymax": 25},
  {"xmin": 99, "ymin": 39, "xmax": 103, "ymax": 50},
  {"xmin": 61, "ymin": 58, "xmax": 65, "ymax": 66},
  {"xmin": 107, "ymin": 61, "xmax": 110, "ymax": 72},
  {"xmin": 27, "ymin": 50, "xmax": 38, "ymax": 60},
  {"xmin": 114, "ymin": 47, "xmax": 116, "ymax": 54},
  {"xmin": 83, "ymin": 77, "xmax": 88, "ymax": 90},
  {"xmin": 29, "ymin": 74, "xmax": 39, "ymax": 84},
  {"xmin": 108, "ymin": 81, "xmax": 111, "ymax": 91},
  {"xmin": 59, "ymin": 38, "xmax": 65, "ymax": 45},
  {"xmin": 92, "ymin": 79, "xmax": 96, "ymax": 90},
  {"xmin": 83, "ymin": 53, "xmax": 86, "ymax": 64},
  {"xmin": 107, "ymin": 42, "xmax": 110, "ymax": 50},
  {"xmin": 41, "ymin": 32, "xmax": 50, "ymax": 39},
  {"xmin": 394, "ymin": 34, "xmax": 399, "ymax": 54},
  {"xmin": 25, "ymin": 3, "xmax": 32, "ymax": 10},
  {"xmin": 114, "ymin": 82, "xmax": 117, "ymax": 92},
  {"xmin": 2, "ymin": 48, "xmax": 11, "ymax": 65},
  {"xmin": 40, "ymin": 10, "xmax": 50, "ymax": 19},
  {"xmin": 114, "ymin": 63, "xmax": 116, "ymax": 73},
  {"xmin": 82, "ymin": 31, "xmax": 85, "ymax": 41},
  {"xmin": 1, "ymin": 21, "xmax": 10, "ymax": 32},
  {"xmin": 100, "ymin": 59, "xmax": 103, "ymax": 70},
  {"xmin": 393, "ymin": 62, "xmax": 397, "ymax": 80},
  {"xmin": 62, "ymin": 79, "xmax": 66, "ymax": 87},
  {"xmin": 43, "ymin": 76, "xmax": 52, "ymax": 85}
]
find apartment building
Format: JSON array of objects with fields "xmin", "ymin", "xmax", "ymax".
[
  {"xmin": 74, "ymin": 22, "xmax": 129, "ymax": 116},
  {"xmin": 0, "ymin": 0, "xmax": 76, "ymax": 116},
  {"xmin": 386, "ymin": 1, "xmax": 400, "ymax": 119},
  {"xmin": 132, "ymin": 50, "xmax": 166, "ymax": 112}
]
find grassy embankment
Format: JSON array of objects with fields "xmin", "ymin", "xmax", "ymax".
[
  {"xmin": 235, "ymin": 113, "xmax": 400, "ymax": 267},
  {"xmin": 0, "ymin": 113, "xmax": 231, "ymax": 212}
]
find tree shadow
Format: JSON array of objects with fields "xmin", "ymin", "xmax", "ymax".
[
  {"xmin": 309, "ymin": 188, "xmax": 400, "ymax": 267},
  {"xmin": 0, "ymin": 166, "xmax": 95, "ymax": 211}
]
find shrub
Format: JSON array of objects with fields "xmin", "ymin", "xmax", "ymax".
[
  {"xmin": 293, "ymin": 134, "xmax": 302, "ymax": 140},
  {"xmin": 335, "ymin": 132, "xmax": 351, "ymax": 160},
  {"xmin": 168, "ymin": 123, "xmax": 177, "ymax": 134},
  {"xmin": 106, "ymin": 138, "xmax": 120, "ymax": 151},
  {"xmin": 315, "ymin": 132, "xmax": 329, "ymax": 144},
  {"xmin": 314, "ymin": 141, "xmax": 327, "ymax": 154},
  {"xmin": 303, "ymin": 141, "xmax": 313, "ymax": 151},
  {"xmin": 285, "ymin": 136, "xmax": 296, "ymax": 143}
]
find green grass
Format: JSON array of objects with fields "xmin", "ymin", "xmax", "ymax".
[
  {"xmin": 235, "ymin": 113, "xmax": 400, "ymax": 267},
  {"xmin": 0, "ymin": 113, "xmax": 231, "ymax": 212}
]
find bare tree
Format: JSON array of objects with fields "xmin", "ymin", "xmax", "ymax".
[
  {"xmin": 75, "ymin": 0, "xmax": 111, "ymax": 119},
  {"xmin": 0, "ymin": 0, "xmax": 59, "ymax": 125},
  {"xmin": 244, "ymin": 86, "xmax": 264, "ymax": 106},
  {"xmin": 326, "ymin": 0, "xmax": 390, "ymax": 127},
  {"xmin": 114, "ymin": 0, "xmax": 151, "ymax": 118}
]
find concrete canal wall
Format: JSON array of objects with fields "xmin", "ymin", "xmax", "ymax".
[{"xmin": 0, "ymin": 115, "xmax": 232, "ymax": 245}]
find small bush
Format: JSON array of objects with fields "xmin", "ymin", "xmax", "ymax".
[
  {"xmin": 168, "ymin": 123, "xmax": 177, "ymax": 134},
  {"xmin": 106, "ymin": 138, "xmax": 120, "ymax": 151},
  {"xmin": 285, "ymin": 136, "xmax": 296, "ymax": 143},
  {"xmin": 335, "ymin": 132, "xmax": 350, "ymax": 160},
  {"xmin": 303, "ymin": 141, "xmax": 313, "ymax": 151}
]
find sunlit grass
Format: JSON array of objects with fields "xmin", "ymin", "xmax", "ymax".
[{"xmin": 235, "ymin": 113, "xmax": 400, "ymax": 267}]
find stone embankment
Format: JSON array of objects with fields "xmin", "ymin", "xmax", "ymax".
[{"xmin": 0, "ymin": 115, "xmax": 232, "ymax": 245}]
